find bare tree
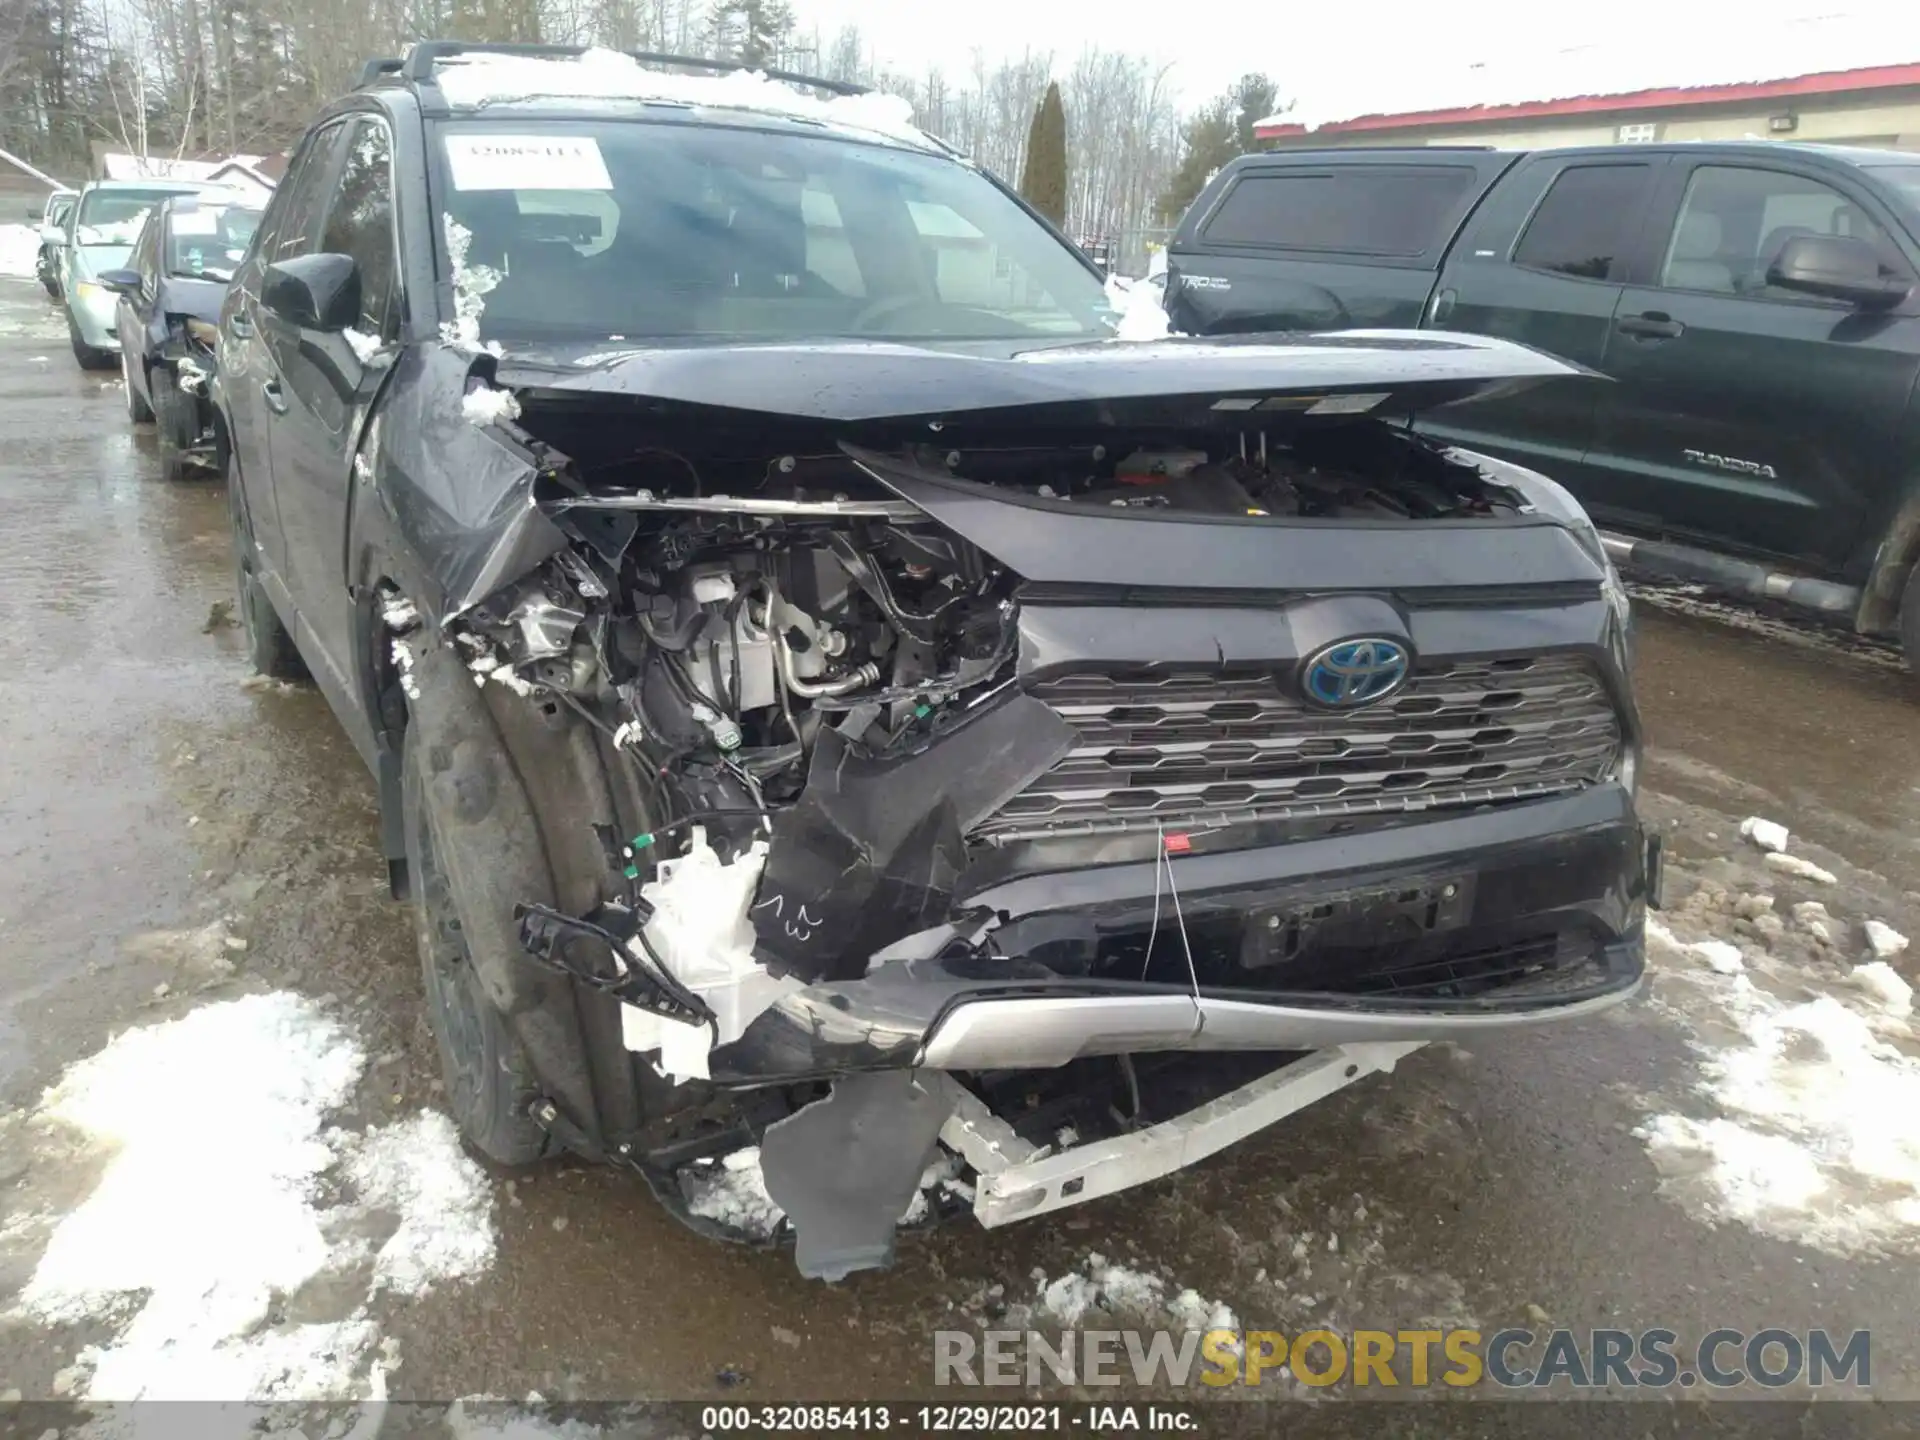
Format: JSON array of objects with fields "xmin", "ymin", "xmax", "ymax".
[{"xmin": 6, "ymin": 0, "xmax": 1249, "ymax": 274}]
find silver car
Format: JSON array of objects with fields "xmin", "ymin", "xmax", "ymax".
[{"xmin": 62, "ymin": 181, "xmax": 229, "ymax": 370}]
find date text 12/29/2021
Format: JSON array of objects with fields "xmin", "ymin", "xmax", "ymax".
[{"xmin": 700, "ymin": 1406, "xmax": 1196, "ymax": 1432}]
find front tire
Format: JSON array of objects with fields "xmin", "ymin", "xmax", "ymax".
[
  {"xmin": 124, "ymin": 349, "xmax": 153, "ymax": 423},
  {"xmin": 403, "ymin": 726, "xmax": 554, "ymax": 1168},
  {"xmin": 151, "ymin": 367, "xmax": 195, "ymax": 481},
  {"xmin": 67, "ymin": 311, "xmax": 114, "ymax": 371}
]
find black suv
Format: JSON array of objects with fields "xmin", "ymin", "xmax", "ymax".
[{"xmin": 217, "ymin": 43, "xmax": 1655, "ymax": 1280}]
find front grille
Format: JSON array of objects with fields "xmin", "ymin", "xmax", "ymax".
[{"xmin": 975, "ymin": 655, "xmax": 1622, "ymax": 844}]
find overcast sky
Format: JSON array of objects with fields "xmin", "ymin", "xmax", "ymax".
[{"xmin": 792, "ymin": 1, "xmax": 1918, "ymax": 127}]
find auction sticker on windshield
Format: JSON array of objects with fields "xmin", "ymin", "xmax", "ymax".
[{"xmin": 445, "ymin": 134, "xmax": 612, "ymax": 191}]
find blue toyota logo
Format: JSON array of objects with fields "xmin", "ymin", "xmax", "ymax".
[{"xmin": 1301, "ymin": 638, "xmax": 1411, "ymax": 709}]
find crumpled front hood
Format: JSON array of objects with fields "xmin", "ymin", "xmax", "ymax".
[{"xmin": 496, "ymin": 329, "xmax": 1589, "ymax": 427}]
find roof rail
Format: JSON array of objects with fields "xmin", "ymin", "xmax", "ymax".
[
  {"xmin": 396, "ymin": 41, "xmax": 868, "ymax": 97},
  {"xmin": 356, "ymin": 57, "xmax": 403, "ymax": 88}
]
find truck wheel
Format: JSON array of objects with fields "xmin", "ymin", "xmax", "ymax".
[
  {"xmin": 151, "ymin": 368, "xmax": 196, "ymax": 482},
  {"xmin": 228, "ymin": 474, "xmax": 306, "ymax": 680},
  {"xmin": 123, "ymin": 349, "xmax": 153, "ymax": 423},
  {"xmin": 402, "ymin": 725, "xmax": 554, "ymax": 1167},
  {"xmin": 39, "ymin": 270, "xmax": 60, "ymax": 300},
  {"xmin": 67, "ymin": 312, "xmax": 114, "ymax": 371},
  {"xmin": 1901, "ymin": 563, "xmax": 1920, "ymax": 677}
]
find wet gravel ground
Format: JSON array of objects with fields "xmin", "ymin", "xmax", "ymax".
[{"xmin": 2, "ymin": 278, "xmax": 1918, "ymax": 1417}]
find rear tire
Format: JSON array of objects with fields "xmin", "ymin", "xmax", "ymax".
[
  {"xmin": 67, "ymin": 311, "xmax": 114, "ymax": 371},
  {"xmin": 228, "ymin": 472, "xmax": 306, "ymax": 680},
  {"xmin": 403, "ymin": 726, "xmax": 554, "ymax": 1168},
  {"xmin": 151, "ymin": 368, "xmax": 195, "ymax": 482},
  {"xmin": 124, "ymin": 349, "xmax": 153, "ymax": 423}
]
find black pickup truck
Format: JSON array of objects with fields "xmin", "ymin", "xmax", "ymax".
[{"xmin": 1166, "ymin": 143, "xmax": 1920, "ymax": 670}]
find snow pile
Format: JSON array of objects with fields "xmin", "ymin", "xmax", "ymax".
[
  {"xmin": 1646, "ymin": 917, "xmax": 1743, "ymax": 974},
  {"xmin": 10, "ymin": 993, "xmax": 496, "ymax": 1399},
  {"xmin": 343, "ymin": 327, "xmax": 383, "ymax": 364},
  {"xmin": 683, "ymin": 1146, "xmax": 786, "ymax": 1239},
  {"xmin": 345, "ymin": 1115, "xmax": 497, "ymax": 1295},
  {"xmin": 391, "ymin": 638, "xmax": 420, "ymax": 699},
  {"xmin": 1638, "ymin": 936, "xmax": 1920, "ymax": 1254},
  {"xmin": 1864, "ymin": 920, "xmax": 1910, "ymax": 961},
  {"xmin": 1034, "ymin": 1254, "xmax": 1240, "ymax": 1335},
  {"xmin": 1739, "ymin": 816, "xmax": 1789, "ymax": 854},
  {"xmin": 432, "ymin": 47, "xmax": 928, "ymax": 150},
  {"xmin": 1848, "ymin": 961, "xmax": 1914, "ymax": 1017},
  {"xmin": 1103, "ymin": 272, "xmax": 1174, "ymax": 342},
  {"xmin": 1792, "ymin": 900, "xmax": 1835, "ymax": 943},
  {"xmin": 462, "ymin": 386, "xmax": 522, "ymax": 427},
  {"xmin": 1690, "ymin": 940, "xmax": 1746, "ymax": 975},
  {"xmin": 0, "ymin": 223, "xmax": 41, "ymax": 278},
  {"xmin": 1764, "ymin": 851, "xmax": 1837, "ymax": 885}
]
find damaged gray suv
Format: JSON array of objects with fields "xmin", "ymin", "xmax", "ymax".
[{"xmin": 217, "ymin": 42, "xmax": 1658, "ymax": 1280}]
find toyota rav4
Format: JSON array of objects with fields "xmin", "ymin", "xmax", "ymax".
[{"xmin": 216, "ymin": 43, "xmax": 1658, "ymax": 1280}]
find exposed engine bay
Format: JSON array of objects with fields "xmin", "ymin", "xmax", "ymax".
[
  {"xmin": 455, "ymin": 408, "xmax": 1526, "ymax": 821},
  {"xmin": 441, "ymin": 403, "xmax": 1533, "ymax": 1006}
]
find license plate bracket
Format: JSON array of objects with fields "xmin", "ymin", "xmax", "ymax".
[{"xmin": 1239, "ymin": 875, "xmax": 1475, "ymax": 971}]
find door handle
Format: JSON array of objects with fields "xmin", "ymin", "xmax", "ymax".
[
  {"xmin": 1617, "ymin": 312, "xmax": 1685, "ymax": 340},
  {"xmin": 261, "ymin": 379, "xmax": 288, "ymax": 414},
  {"xmin": 1428, "ymin": 287, "xmax": 1457, "ymax": 325}
]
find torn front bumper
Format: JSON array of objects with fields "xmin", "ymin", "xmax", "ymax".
[
  {"xmin": 706, "ymin": 782, "xmax": 1649, "ymax": 1085},
  {"xmin": 945, "ymin": 1041, "xmax": 1426, "ymax": 1228}
]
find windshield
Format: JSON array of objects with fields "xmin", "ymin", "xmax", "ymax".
[
  {"xmin": 166, "ymin": 204, "xmax": 262, "ymax": 282},
  {"xmin": 1867, "ymin": 165, "xmax": 1920, "ymax": 222},
  {"xmin": 433, "ymin": 120, "xmax": 1113, "ymax": 343},
  {"xmin": 75, "ymin": 189, "xmax": 195, "ymax": 247}
]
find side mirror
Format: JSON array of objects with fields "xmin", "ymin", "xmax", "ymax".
[
  {"xmin": 1767, "ymin": 234, "xmax": 1910, "ymax": 310},
  {"xmin": 262, "ymin": 253, "xmax": 360, "ymax": 333},
  {"xmin": 39, "ymin": 224, "xmax": 66, "ymax": 247},
  {"xmin": 95, "ymin": 268, "xmax": 142, "ymax": 294}
]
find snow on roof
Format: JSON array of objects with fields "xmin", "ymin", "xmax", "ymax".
[
  {"xmin": 1264, "ymin": 6, "xmax": 1920, "ymax": 132},
  {"xmin": 99, "ymin": 152, "xmax": 276, "ymax": 185},
  {"xmin": 101, "ymin": 153, "xmax": 224, "ymax": 182},
  {"xmin": 429, "ymin": 46, "xmax": 933, "ymax": 150},
  {"xmin": 206, "ymin": 159, "xmax": 276, "ymax": 189}
]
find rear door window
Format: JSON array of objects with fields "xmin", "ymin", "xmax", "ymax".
[
  {"xmin": 1200, "ymin": 167, "xmax": 1477, "ymax": 256},
  {"xmin": 1511, "ymin": 164, "xmax": 1657, "ymax": 281}
]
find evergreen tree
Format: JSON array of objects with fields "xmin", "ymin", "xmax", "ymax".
[
  {"xmin": 450, "ymin": 0, "xmax": 544, "ymax": 43},
  {"xmin": 1232, "ymin": 73, "xmax": 1281, "ymax": 153},
  {"xmin": 1019, "ymin": 81, "xmax": 1068, "ymax": 228},
  {"xmin": 1157, "ymin": 72, "xmax": 1282, "ymax": 221},
  {"xmin": 710, "ymin": 0, "xmax": 795, "ymax": 67}
]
